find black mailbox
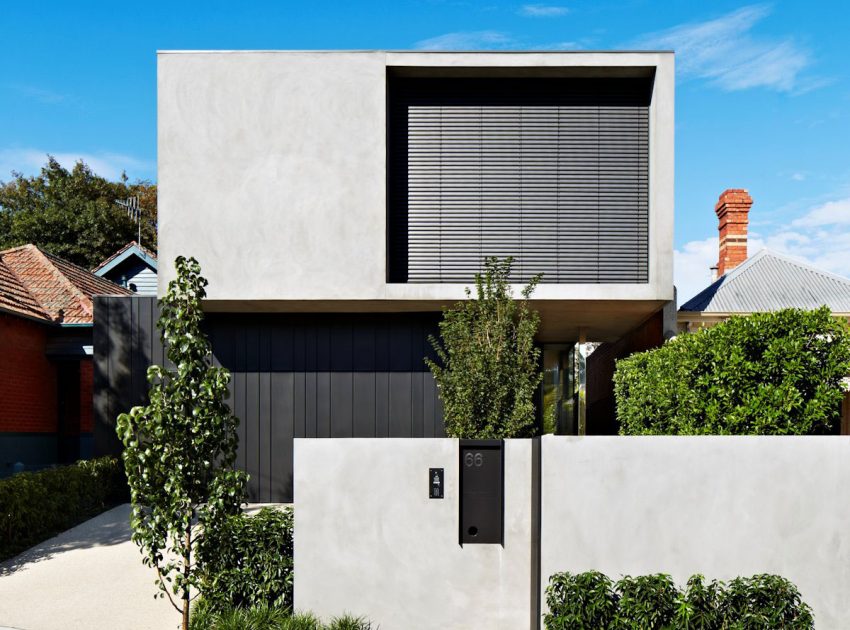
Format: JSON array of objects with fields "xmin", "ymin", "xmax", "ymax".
[{"xmin": 459, "ymin": 440, "xmax": 503, "ymax": 545}]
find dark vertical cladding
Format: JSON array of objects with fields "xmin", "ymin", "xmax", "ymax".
[
  {"xmin": 388, "ymin": 76, "xmax": 652, "ymax": 284},
  {"xmin": 94, "ymin": 296, "xmax": 444, "ymax": 502},
  {"xmin": 92, "ymin": 297, "xmax": 113, "ymax": 457}
]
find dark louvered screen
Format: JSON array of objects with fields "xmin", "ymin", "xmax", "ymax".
[{"xmin": 388, "ymin": 77, "xmax": 651, "ymax": 283}]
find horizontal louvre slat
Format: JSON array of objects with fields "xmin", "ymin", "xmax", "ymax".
[{"xmin": 394, "ymin": 83, "xmax": 649, "ymax": 284}]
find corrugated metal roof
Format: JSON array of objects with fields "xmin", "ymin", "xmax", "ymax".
[{"xmin": 680, "ymin": 249, "xmax": 850, "ymax": 313}]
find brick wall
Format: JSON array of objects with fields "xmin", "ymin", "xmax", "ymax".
[
  {"xmin": 79, "ymin": 359, "xmax": 93, "ymax": 433},
  {"xmin": 0, "ymin": 312, "xmax": 57, "ymax": 433}
]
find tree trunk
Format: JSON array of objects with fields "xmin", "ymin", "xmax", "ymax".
[{"xmin": 182, "ymin": 526, "xmax": 191, "ymax": 630}]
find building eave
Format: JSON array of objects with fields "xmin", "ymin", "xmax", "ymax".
[{"xmin": 93, "ymin": 246, "xmax": 158, "ymax": 277}]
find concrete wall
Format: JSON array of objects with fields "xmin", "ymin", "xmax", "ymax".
[
  {"xmin": 294, "ymin": 438, "xmax": 535, "ymax": 630},
  {"xmin": 158, "ymin": 51, "xmax": 674, "ymax": 320},
  {"xmin": 540, "ymin": 436, "xmax": 850, "ymax": 629}
]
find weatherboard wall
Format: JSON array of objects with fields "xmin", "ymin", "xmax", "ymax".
[{"xmin": 93, "ymin": 296, "xmax": 444, "ymax": 502}]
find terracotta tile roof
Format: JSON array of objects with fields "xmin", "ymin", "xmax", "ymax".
[
  {"xmin": 92, "ymin": 240, "xmax": 157, "ymax": 274},
  {"xmin": 0, "ymin": 254, "xmax": 48, "ymax": 321},
  {"xmin": 0, "ymin": 244, "xmax": 132, "ymax": 325}
]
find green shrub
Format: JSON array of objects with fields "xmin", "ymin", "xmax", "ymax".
[
  {"xmin": 543, "ymin": 572, "xmax": 814, "ymax": 630},
  {"xmin": 426, "ymin": 256, "xmax": 543, "ymax": 439},
  {"xmin": 544, "ymin": 571, "xmax": 618, "ymax": 629},
  {"xmin": 197, "ymin": 507, "xmax": 294, "ymax": 613},
  {"xmin": 0, "ymin": 456, "xmax": 127, "ymax": 560},
  {"xmin": 720, "ymin": 574, "xmax": 814, "ymax": 629},
  {"xmin": 615, "ymin": 307, "xmax": 850, "ymax": 435},
  {"xmin": 325, "ymin": 615, "xmax": 372, "ymax": 630},
  {"xmin": 189, "ymin": 602, "xmax": 371, "ymax": 630},
  {"xmin": 676, "ymin": 574, "xmax": 724, "ymax": 629},
  {"xmin": 615, "ymin": 574, "xmax": 679, "ymax": 629}
]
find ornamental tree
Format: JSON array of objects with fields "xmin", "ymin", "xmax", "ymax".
[
  {"xmin": 117, "ymin": 256, "xmax": 246, "ymax": 630},
  {"xmin": 426, "ymin": 256, "xmax": 543, "ymax": 438}
]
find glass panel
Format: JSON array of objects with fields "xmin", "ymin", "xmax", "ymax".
[{"xmin": 541, "ymin": 344, "xmax": 578, "ymax": 435}]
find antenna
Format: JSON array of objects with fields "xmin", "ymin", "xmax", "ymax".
[{"xmin": 116, "ymin": 196, "xmax": 141, "ymax": 245}]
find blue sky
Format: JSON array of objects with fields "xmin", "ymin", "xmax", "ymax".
[{"xmin": 2, "ymin": 1, "xmax": 849, "ymax": 300}]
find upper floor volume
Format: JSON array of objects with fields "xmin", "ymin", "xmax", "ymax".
[{"xmin": 157, "ymin": 51, "xmax": 673, "ymax": 309}]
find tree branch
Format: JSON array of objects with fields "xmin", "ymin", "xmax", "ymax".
[{"xmin": 154, "ymin": 562, "xmax": 182, "ymax": 613}]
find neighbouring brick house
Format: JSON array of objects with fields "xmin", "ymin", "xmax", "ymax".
[
  {"xmin": 678, "ymin": 188, "xmax": 850, "ymax": 432},
  {"xmin": 678, "ymin": 188, "xmax": 850, "ymax": 329},
  {"xmin": 0, "ymin": 244, "xmax": 131, "ymax": 475}
]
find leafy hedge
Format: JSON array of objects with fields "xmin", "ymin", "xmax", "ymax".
[
  {"xmin": 0, "ymin": 456, "xmax": 128, "ymax": 560},
  {"xmin": 615, "ymin": 307, "xmax": 850, "ymax": 435},
  {"xmin": 545, "ymin": 571, "xmax": 814, "ymax": 629},
  {"xmin": 189, "ymin": 603, "xmax": 371, "ymax": 630},
  {"xmin": 197, "ymin": 507, "xmax": 294, "ymax": 613}
]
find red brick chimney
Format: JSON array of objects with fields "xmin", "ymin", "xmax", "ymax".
[{"xmin": 715, "ymin": 189, "xmax": 752, "ymax": 276}]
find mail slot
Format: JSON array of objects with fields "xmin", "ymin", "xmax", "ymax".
[{"xmin": 459, "ymin": 440, "xmax": 503, "ymax": 545}]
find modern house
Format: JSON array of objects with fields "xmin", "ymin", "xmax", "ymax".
[
  {"xmin": 0, "ymin": 244, "xmax": 131, "ymax": 475},
  {"xmin": 96, "ymin": 50, "xmax": 675, "ymax": 501},
  {"xmin": 93, "ymin": 241, "xmax": 158, "ymax": 295}
]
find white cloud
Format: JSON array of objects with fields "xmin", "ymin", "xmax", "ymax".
[
  {"xmin": 519, "ymin": 4, "xmax": 570, "ymax": 17},
  {"xmin": 632, "ymin": 4, "xmax": 814, "ymax": 92},
  {"xmin": 415, "ymin": 31, "xmax": 514, "ymax": 51},
  {"xmin": 790, "ymin": 198, "xmax": 850, "ymax": 227},
  {"xmin": 676, "ymin": 196, "xmax": 850, "ymax": 303},
  {"xmin": 791, "ymin": 172, "xmax": 805, "ymax": 181},
  {"xmin": 675, "ymin": 237, "xmax": 719, "ymax": 304},
  {"xmin": 0, "ymin": 148, "xmax": 155, "ymax": 182},
  {"xmin": 753, "ymin": 225, "xmax": 850, "ymax": 278}
]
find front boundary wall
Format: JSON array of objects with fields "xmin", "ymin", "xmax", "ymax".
[
  {"xmin": 295, "ymin": 436, "xmax": 850, "ymax": 629},
  {"xmin": 294, "ymin": 438, "xmax": 536, "ymax": 630},
  {"xmin": 540, "ymin": 436, "xmax": 850, "ymax": 629}
]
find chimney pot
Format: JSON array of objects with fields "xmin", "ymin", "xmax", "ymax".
[{"xmin": 715, "ymin": 189, "xmax": 752, "ymax": 276}]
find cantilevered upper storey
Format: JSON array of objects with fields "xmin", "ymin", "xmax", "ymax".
[{"xmin": 157, "ymin": 51, "xmax": 674, "ymax": 340}]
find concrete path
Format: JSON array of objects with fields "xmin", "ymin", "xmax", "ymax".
[{"xmin": 0, "ymin": 504, "xmax": 179, "ymax": 630}]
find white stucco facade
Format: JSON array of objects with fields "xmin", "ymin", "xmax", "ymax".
[
  {"xmin": 540, "ymin": 436, "xmax": 850, "ymax": 629},
  {"xmin": 294, "ymin": 436, "xmax": 850, "ymax": 628},
  {"xmin": 157, "ymin": 51, "xmax": 674, "ymax": 340},
  {"xmin": 294, "ymin": 438, "xmax": 535, "ymax": 630}
]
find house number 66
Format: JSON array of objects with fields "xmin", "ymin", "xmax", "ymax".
[{"xmin": 464, "ymin": 452, "xmax": 484, "ymax": 467}]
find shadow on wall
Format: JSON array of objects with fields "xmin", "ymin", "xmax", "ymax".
[
  {"xmin": 93, "ymin": 296, "xmax": 160, "ymax": 459},
  {"xmin": 93, "ymin": 296, "xmax": 445, "ymax": 503},
  {"xmin": 0, "ymin": 503, "xmax": 131, "ymax": 577}
]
